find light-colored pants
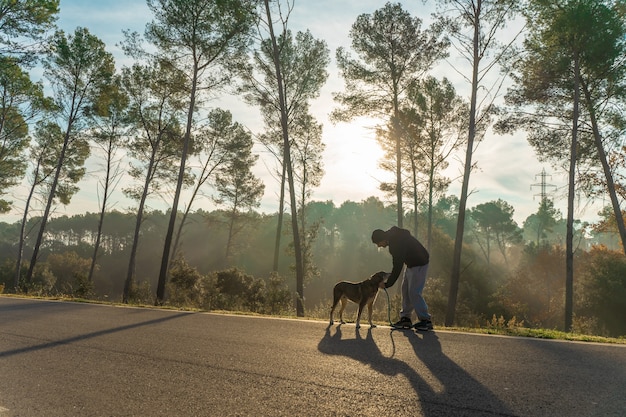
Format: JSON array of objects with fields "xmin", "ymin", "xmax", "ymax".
[{"xmin": 400, "ymin": 264, "xmax": 431, "ymax": 321}]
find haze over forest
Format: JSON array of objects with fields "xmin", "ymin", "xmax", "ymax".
[{"xmin": 1, "ymin": 0, "xmax": 625, "ymax": 337}]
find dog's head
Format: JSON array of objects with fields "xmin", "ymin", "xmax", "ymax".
[{"xmin": 370, "ymin": 271, "xmax": 388, "ymax": 288}]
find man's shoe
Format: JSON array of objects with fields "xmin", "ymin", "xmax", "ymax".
[
  {"xmin": 414, "ymin": 320, "xmax": 433, "ymax": 331},
  {"xmin": 392, "ymin": 317, "xmax": 413, "ymax": 329}
]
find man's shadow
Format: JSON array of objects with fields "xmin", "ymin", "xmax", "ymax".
[
  {"xmin": 401, "ymin": 330, "xmax": 515, "ymax": 416},
  {"xmin": 318, "ymin": 325, "xmax": 515, "ymax": 416}
]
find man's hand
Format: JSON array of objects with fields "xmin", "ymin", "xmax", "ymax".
[{"xmin": 383, "ymin": 272, "xmax": 393, "ymax": 288}]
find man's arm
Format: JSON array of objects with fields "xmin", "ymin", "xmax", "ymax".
[{"xmin": 385, "ymin": 255, "xmax": 404, "ymax": 288}]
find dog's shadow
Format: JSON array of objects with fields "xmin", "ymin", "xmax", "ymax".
[{"xmin": 317, "ymin": 325, "xmax": 420, "ymax": 379}]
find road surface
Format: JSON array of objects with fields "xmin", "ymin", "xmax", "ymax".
[{"xmin": 1, "ymin": 296, "xmax": 625, "ymax": 416}]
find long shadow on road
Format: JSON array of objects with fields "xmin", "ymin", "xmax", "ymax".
[
  {"xmin": 0, "ymin": 304, "xmax": 190, "ymax": 359},
  {"xmin": 318, "ymin": 325, "xmax": 516, "ymax": 417},
  {"xmin": 400, "ymin": 330, "xmax": 516, "ymax": 416}
]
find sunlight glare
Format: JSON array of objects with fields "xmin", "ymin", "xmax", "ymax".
[{"xmin": 314, "ymin": 117, "xmax": 390, "ymax": 204}]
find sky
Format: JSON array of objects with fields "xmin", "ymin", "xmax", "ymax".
[{"xmin": 4, "ymin": 0, "xmax": 605, "ymax": 226}]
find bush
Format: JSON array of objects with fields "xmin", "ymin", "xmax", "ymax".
[
  {"xmin": 203, "ymin": 268, "xmax": 294, "ymax": 314},
  {"xmin": 167, "ymin": 257, "xmax": 205, "ymax": 308},
  {"xmin": 127, "ymin": 280, "xmax": 153, "ymax": 305},
  {"xmin": 67, "ymin": 273, "xmax": 95, "ymax": 298},
  {"xmin": 46, "ymin": 251, "xmax": 91, "ymax": 295},
  {"xmin": 577, "ymin": 246, "xmax": 626, "ymax": 337},
  {"xmin": 264, "ymin": 272, "xmax": 292, "ymax": 315}
]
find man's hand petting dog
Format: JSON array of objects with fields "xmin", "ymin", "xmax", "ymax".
[{"xmin": 329, "ymin": 271, "xmax": 387, "ymax": 329}]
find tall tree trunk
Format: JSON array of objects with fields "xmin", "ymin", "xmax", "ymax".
[
  {"xmin": 264, "ymin": 0, "xmax": 305, "ymax": 316},
  {"xmin": 123, "ymin": 188, "xmax": 148, "ymax": 303},
  {"xmin": 25, "ymin": 131, "xmax": 71, "ymax": 284},
  {"xmin": 89, "ymin": 139, "xmax": 114, "ymax": 283},
  {"xmin": 393, "ymin": 105, "xmax": 403, "ymax": 228},
  {"xmin": 155, "ymin": 68, "xmax": 198, "ymax": 305},
  {"xmin": 273, "ymin": 159, "xmax": 287, "ymax": 272},
  {"xmin": 170, "ymin": 205, "xmax": 190, "ymax": 267},
  {"xmin": 170, "ymin": 147, "xmax": 223, "ymax": 266},
  {"xmin": 123, "ymin": 146, "xmax": 159, "ymax": 303},
  {"xmin": 14, "ymin": 196, "xmax": 31, "ymax": 290},
  {"xmin": 225, "ymin": 204, "xmax": 237, "ymax": 262},
  {"xmin": 427, "ymin": 159, "xmax": 435, "ymax": 251},
  {"xmin": 14, "ymin": 160, "xmax": 42, "ymax": 290},
  {"xmin": 411, "ymin": 159, "xmax": 418, "ymax": 238},
  {"xmin": 565, "ymin": 56, "xmax": 580, "ymax": 332},
  {"xmin": 445, "ymin": 10, "xmax": 480, "ymax": 327},
  {"xmin": 581, "ymin": 81, "xmax": 626, "ymax": 255}
]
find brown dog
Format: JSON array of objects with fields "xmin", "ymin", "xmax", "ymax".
[{"xmin": 329, "ymin": 271, "xmax": 387, "ymax": 329}]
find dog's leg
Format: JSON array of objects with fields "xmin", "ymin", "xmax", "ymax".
[
  {"xmin": 338, "ymin": 297, "xmax": 348, "ymax": 324},
  {"xmin": 356, "ymin": 300, "xmax": 368, "ymax": 329},
  {"xmin": 367, "ymin": 300, "xmax": 376, "ymax": 328},
  {"xmin": 330, "ymin": 287, "xmax": 343, "ymax": 325}
]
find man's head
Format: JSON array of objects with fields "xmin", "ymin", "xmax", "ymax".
[{"xmin": 371, "ymin": 229, "xmax": 388, "ymax": 248}]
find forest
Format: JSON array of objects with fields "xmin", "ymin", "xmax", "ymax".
[{"xmin": 1, "ymin": 0, "xmax": 626, "ymax": 338}]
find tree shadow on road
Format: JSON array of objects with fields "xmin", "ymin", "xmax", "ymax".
[
  {"xmin": 0, "ymin": 304, "xmax": 190, "ymax": 359},
  {"xmin": 318, "ymin": 325, "xmax": 515, "ymax": 416}
]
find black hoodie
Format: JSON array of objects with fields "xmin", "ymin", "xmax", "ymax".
[{"xmin": 384, "ymin": 226, "xmax": 429, "ymax": 288}]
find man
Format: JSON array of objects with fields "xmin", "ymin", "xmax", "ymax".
[{"xmin": 371, "ymin": 227, "xmax": 433, "ymax": 331}]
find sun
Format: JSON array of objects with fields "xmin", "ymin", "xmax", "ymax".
[{"xmin": 313, "ymin": 117, "xmax": 390, "ymax": 205}]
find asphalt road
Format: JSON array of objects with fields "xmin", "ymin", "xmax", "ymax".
[{"xmin": 1, "ymin": 297, "xmax": 625, "ymax": 417}]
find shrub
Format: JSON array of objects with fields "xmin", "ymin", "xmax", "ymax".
[
  {"xmin": 167, "ymin": 257, "xmax": 205, "ymax": 308},
  {"xmin": 127, "ymin": 280, "xmax": 153, "ymax": 305},
  {"xmin": 577, "ymin": 246, "xmax": 626, "ymax": 337},
  {"xmin": 264, "ymin": 272, "xmax": 292, "ymax": 315}
]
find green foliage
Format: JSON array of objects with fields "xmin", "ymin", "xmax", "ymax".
[
  {"xmin": 71, "ymin": 274, "xmax": 95, "ymax": 299},
  {"xmin": 333, "ymin": 2, "xmax": 448, "ymax": 122},
  {"xmin": 145, "ymin": 0, "xmax": 256, "ymax": 76},
  {"xmin": 0, "ymin": 258, "xmax": 17, "ymax": 291},
  {"xmin": 211, "ymin": 268, "xmax": 292, "ymax": 315},
  {"xmin": 119, "ymin": 61, "xmax": 186, "ymax": 200},
  {"xmin": 239, "ymin": 28, "xmax": 330, "ymax": 128},
  {"xmin": 213, "ymin": 118, "xmax": 264, "ymax": 260},
  {"xmin": 523, "ymin": 199, "xmax": 561, "ymax": 245},
  {"xmin": 470, "ymin": 199, "xmax": 523, "ymax": 264},
  {"xmin": 166, "ymin": 259, "xmax": 293, "ymax": 315},
  {"xmin": 0, "ymin": 56, "xmax": 43, "ymax": 212},
  {"xmin": 496, "ymin": 244, "xmax": 566, "ymax": 329},
  {"xmin": 334, "ymin": 2, "xmax": 449, "ymax": 226},
  {"xmin": 24, "ymin": 26, "xmax": 116, "ymax": 286},
  {"xmin": 45, "ymin": 251, "xmax": 91, "ymax": 295},
  {"xmin": 0, "ymin": 0, "xmax": 59, "ymax": 57},
  {"xmin": 265, "ymin": 272, "xmax": 293, "ymax": 315},
  {"xmin": 25, "ymin": 263, "xmax": 55, "ymax": 295},
  {"xmin": 127, "ymin": 280, "xmax": 154, "ymax": 305},
  {"xmin": 577, "ymin": 246, "xmax": 626, "ymax": 337},
  {"xmin": 215, "ymin": 268, "xmax": 264, "ymax": 312},
  {"xmin": 167, "ymin": 257, "xmax": 216, "ymax": 309},
  {"xmin": 2, "ymin": 191, "xmax": 626, "ymax": 337}
]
